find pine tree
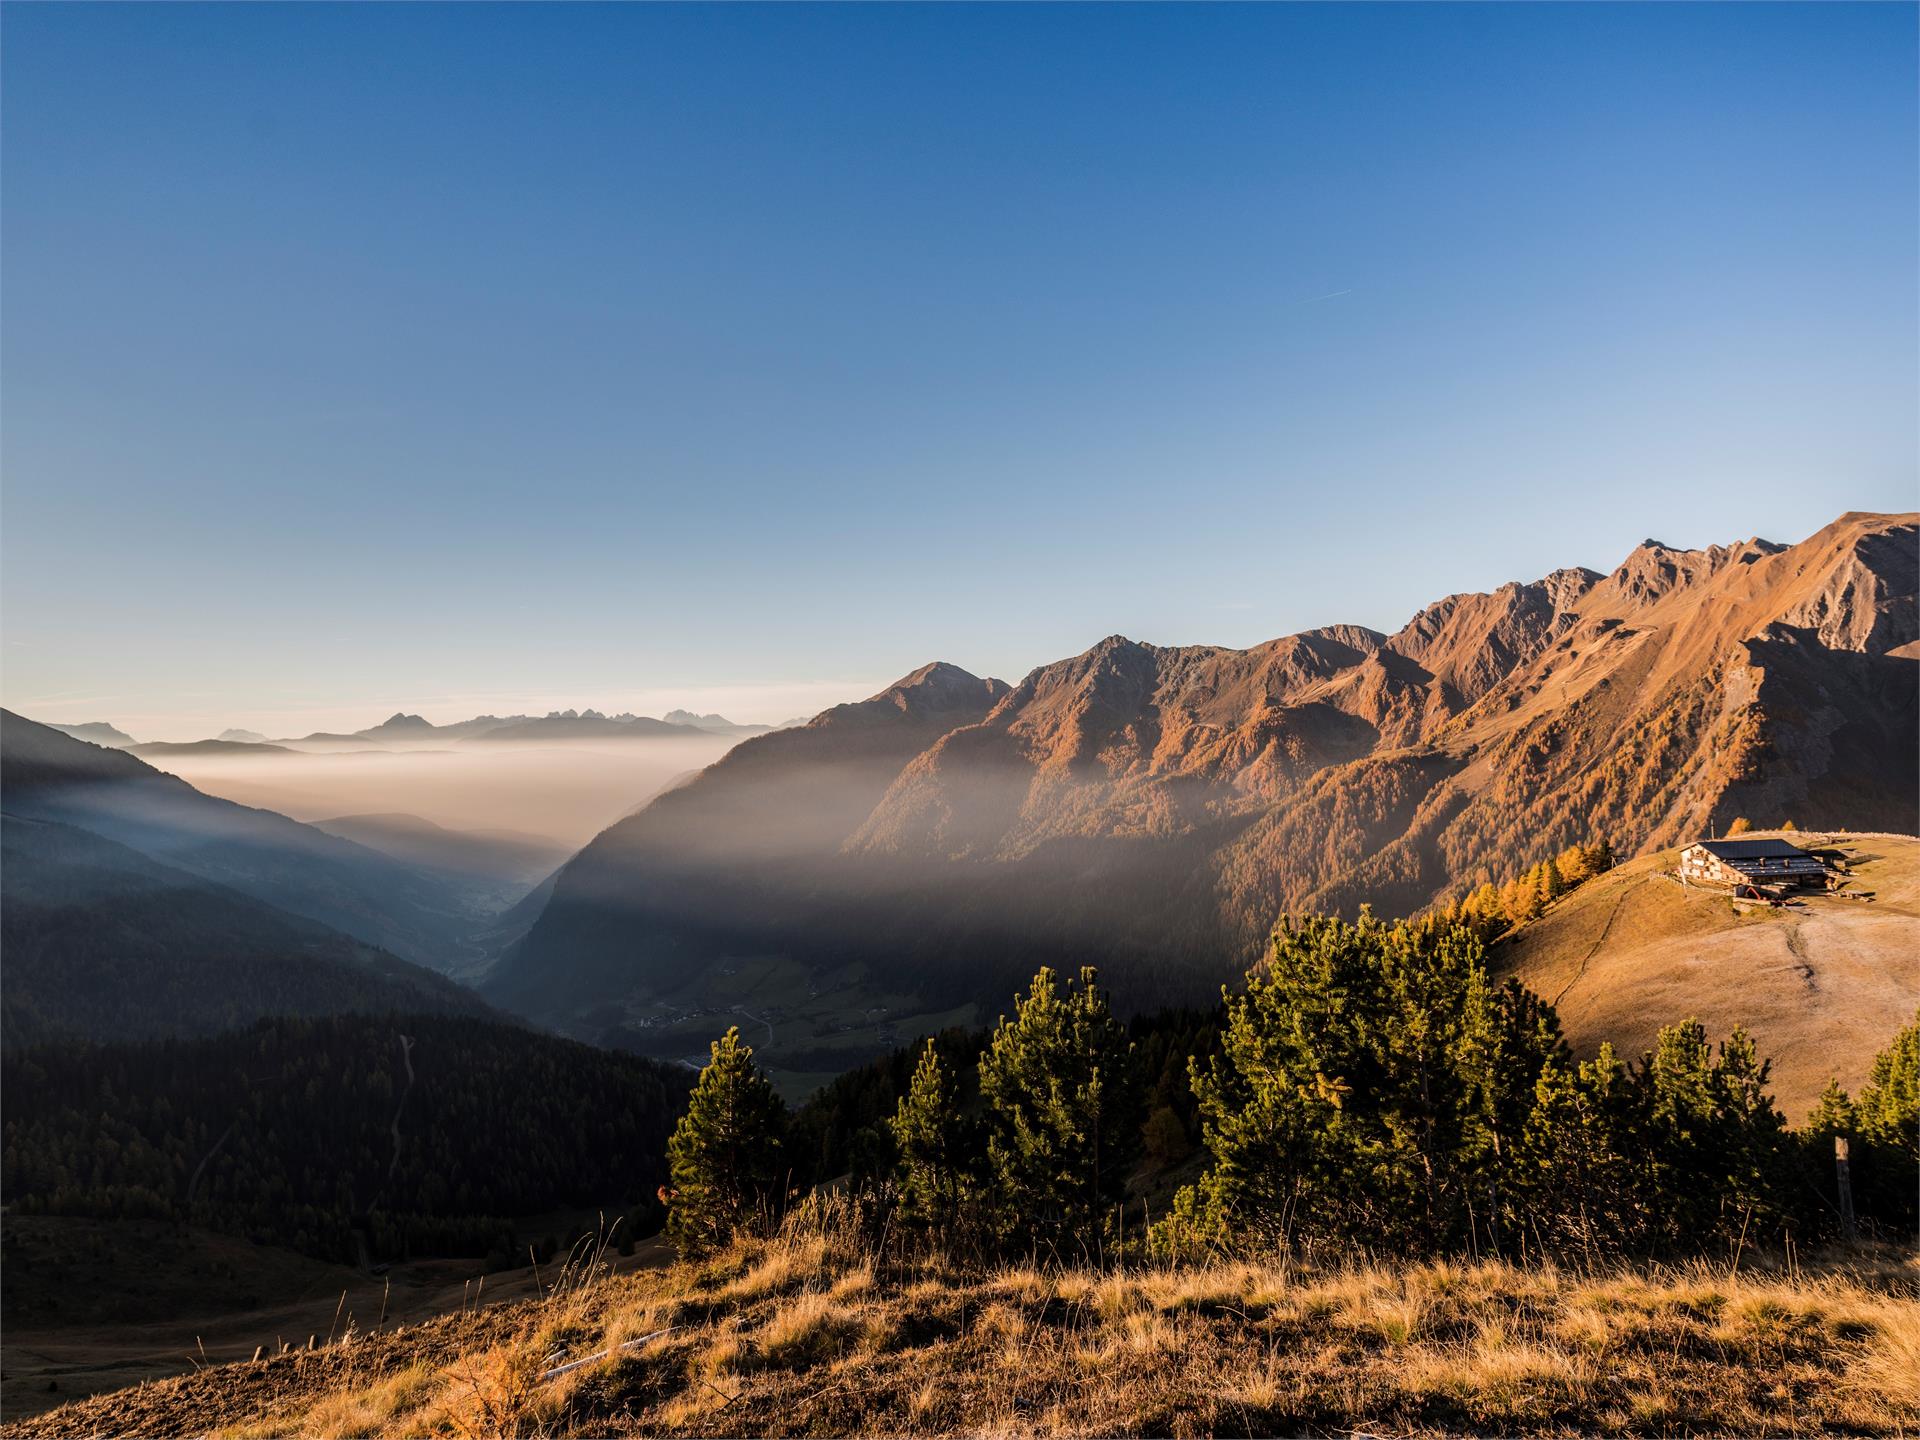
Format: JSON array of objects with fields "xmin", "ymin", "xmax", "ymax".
[
  {"xmin": 1142, "ymin": 1103, "xmax": 1191, "ymax": 1167},
  {"xmin": 978, "ymin": 966, "xmax": 1140, "ymax": 1259},
  {"xmin": 1855, "ymin": 1011, "xmax": 1920, "ymax": 1239},
  {"xmin": 1805, "ymin": 1079, "xmax": 1855, "ymax": 1139},
  {"xmin": 1712, "ymin": 1028, "xmax": 1792, "ymax": 1228},
  {"xmin": 890, "ymin": 1039, "xmax": 974, "ymax": 1241},
  {"xmin": 1156, "ymin": 912, "xmax": 1560, "ymax": 1257},
  {"xmin": 1858, "ymin": 1013, "xmax": 1920, "ymax": 1153},
  {"xmin": 664, "ymin": 1027, "xmax": 788, "ymax": 1256},
  {"xmin": 1524, "ymin": 1040, "xmax": 1647, "ymax": 1254},
  {"xmin": 1642, "ymin": 1019, "xmax": 1790, "ymax": 1248}
]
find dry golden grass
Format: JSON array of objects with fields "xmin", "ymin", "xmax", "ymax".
[
  {"xmin": 16, "ymin": 1218, "xmax": 1918, "ymax": 1439},
  {"xmin": 1496, "ymin": 832, "xmax": 1920, "ymax": 1121}
]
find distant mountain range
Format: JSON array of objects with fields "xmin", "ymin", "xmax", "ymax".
[
  {"xmin": 461, "ymin": 712, "xmax": 711, "ymax": 743},
  {"xmin": 662, "ymin": 710, "xmax": 784, "ymax": 737},
  {"xmin": 36, "ymin": 709, "xmax": 795, "ymax": 755},
  {"xmin": 486, "ymin": 511, "xmax": 1919, "ymax": 1052},
  {"xmin": 278, "ymin": 708, "xmax": 783, "ymax": 747},
  {"xmin": 131, "ymin": 739, "xmax": 296, "ymax": 757}
]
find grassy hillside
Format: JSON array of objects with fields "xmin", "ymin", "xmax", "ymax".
[
  {"xmin": 16, "ymin": 1217, "xmax": 1917, "ymax": 1438},
  {"xmin": 0, "ymin": 1217, "xmax": 676, "ymax": 1421},
  {"xmin": 1494, "ymin": 831, "xmax": 1920, "ymax": 1120}
]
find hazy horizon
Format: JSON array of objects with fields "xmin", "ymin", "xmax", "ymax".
[
  {"xmin": 10, "ymin": 681, "xmax": 879, "ymax": 747},
  {"xmin": 7, "ymin": 504, "xmax": 1911, "ymax": 742}
]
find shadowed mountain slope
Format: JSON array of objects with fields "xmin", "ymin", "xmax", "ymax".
[
  {"xmin": 311, "ymin": 813, "xmax": 570, "ymax": 890},
  {"xmin": 0, "ymin": 712, "xmax": 489, "ymax": 975},
  {"xmin": 0, "ymin": 813, "xmax": 487, "ymax": 1047},
  {"xmin": 483, "ymin": 662, "xmax": 1011, "ymax": 1020},
  {"xmin": 487, "ymin": 513, "xmax": 1918, "ymax": 1055}
]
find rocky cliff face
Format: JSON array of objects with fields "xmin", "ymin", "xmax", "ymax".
[{"xmin": 489, "ymin": 511, "xmax": 1918, "ymax": 1032}]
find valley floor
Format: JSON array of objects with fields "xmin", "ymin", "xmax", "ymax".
[{"xmin": 9, "ymin": 1223, "xmax": 1917, "ymax": 1438}]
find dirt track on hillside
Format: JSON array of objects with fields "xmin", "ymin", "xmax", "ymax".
[{"xmin": 1501, "ymin": 833, "xmax": 1920, "ymax": 1120}]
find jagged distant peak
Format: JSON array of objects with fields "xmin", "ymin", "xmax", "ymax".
[
  {"xmin": 664, "ymin": 708, "xmax": 728, "ymax": 727},
  {"xmin": 1053, "ymin": 634, "xmax": 1153, "ymax": 671},
  {"xmin": 41, "ymin": 720, "xmax": 139, "ymax": 748},
  {"xmin": 1410, "ymin": 564, "xmax": 1598, "ymax": 626},
  {"xmin": 370, "ymin": 712, "xmax": 432, "ymax": 731},
  {"xmin": 792, "ymin": 662, "xmax": 1012, "ymax": 730}
]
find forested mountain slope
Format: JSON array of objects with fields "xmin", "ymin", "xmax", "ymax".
[{"xmin": 1, "ymin": 1015, "xmax": 691, "ymax": 1265}]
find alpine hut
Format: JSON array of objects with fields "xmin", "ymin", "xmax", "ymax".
[{"xmin": 1678, "ymin": 837, "xmax": 1828, "ymax": 890}]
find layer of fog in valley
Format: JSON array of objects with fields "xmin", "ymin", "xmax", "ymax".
[{"xmin": 144, "ymin": 734, "xmax": 740, "ymax": 873}]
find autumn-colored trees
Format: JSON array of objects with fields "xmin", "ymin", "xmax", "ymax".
[{"xmin": 1442, "ymin": 838, "xmax": 1613, "ymax": 938}]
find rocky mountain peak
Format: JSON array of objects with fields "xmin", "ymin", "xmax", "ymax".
[
  {"xmin": 1769, "ymin": 515, "xmax": 1917, "ymax": 655},
  {"xmin": 1606, "ymin": 536, "xmax": 1789, "ymax": 607},
  {"xmin": 877, "ymin": 661, "xmax": 1008, "ymax": 708},
  {"xmin": 797, "ymin": 662, "xmax": 1011, "ymax": 733},
  {"xmin": 1540, "ymin": 566, "xmax": 1604, "ymax": 611}
]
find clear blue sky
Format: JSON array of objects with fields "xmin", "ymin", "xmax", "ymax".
[{"xmin": 4, "ymin": 3, "xmax": 1914, "ymax": 738}]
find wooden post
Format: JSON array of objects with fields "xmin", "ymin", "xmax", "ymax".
[{"xmin": 1834, "ymin": 1136, "xmax": 1856, "ymax": 1240}]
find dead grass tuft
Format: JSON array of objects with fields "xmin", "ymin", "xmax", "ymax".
[{"xmin": 756, "ymin": 1289, "xmax": 861, "ymax": 1370}]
